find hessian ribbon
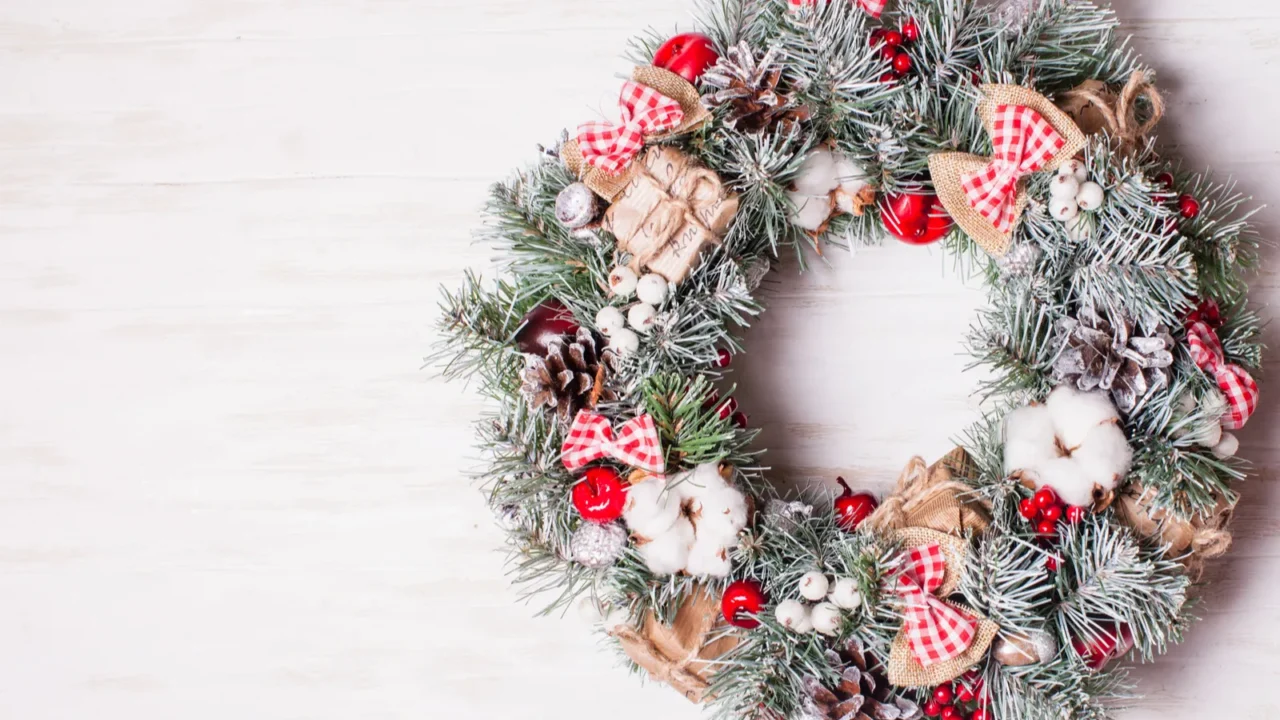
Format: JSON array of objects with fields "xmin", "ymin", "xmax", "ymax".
[
  {"xmin": 896, "ymin": 544, "xmax": 979, "ymax": 667},
  {"xmin": 561, "ymin": 410, "xmax": 666, "ymax": 474}
]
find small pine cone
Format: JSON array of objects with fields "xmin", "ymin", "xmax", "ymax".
[
  {"xmin": 702, "ymin": 42, "xmax": 811, "ymax": 136},
  {"xmin": 520, "ymin": 327, "xmax": 619, "ymax": 421},
  {"xmin": 1052, "ymin": 306, "xmax": 1175, "ymax": 414}
]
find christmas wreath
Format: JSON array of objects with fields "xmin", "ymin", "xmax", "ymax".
[{"xmin": 435, "ymin": 1, "xmax": 1265, "ymax": 718}]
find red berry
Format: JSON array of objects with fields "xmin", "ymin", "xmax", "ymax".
[
  {"xmin": 732, "ymin": 411, "xmax": 749, "ymax": 429},
  {"xmin": 1033, "ymin": 487, "xmax": 1058, "ymax": 509},
  {"xmin": 971, "ymin": 711, "xmax": 989, "ymax": 720},
  {"xmin": 1041, "ymin": 504, "xmax": 1063, "ymax": 524},
  {"xmin": 1046, "ymin": 555, "xmax": 1060, "ymax": 571},
  {"xmin": 718, "ymin": 397, "xmax": 739, "ymax": 420},
  {"xmin": 1036, "ymin": 519, "xmax": 1058, "ymax": 537},
  {"xmin": 715, "ymin": 348, "xmax": 732, "ymax": 368},
  {"xmin": 1155, "ymin": 171, "xmax": 1175, "ymax": 188},
  {"xmin": 901, "ymin": 19, "xmax": 920, "ymax": 42},
  {"xmin": 720, "ymin": 580, "xmax": 766, "ymax": 629},
  {"xmin": 571, "ymin": 467, "xmax": 628, "ymax": 523},
  {"xmin": 940, "ymin": 706, "xmax": 962, "ymax": 720},
  {"xmin": 834, "ymin": 478, "xmax": 879, "ymax": 532},
  {"xmin": 881, "ymin": 44, "xmax": 898, "ymax": 61},
  {"xmin": 882, "ymin": 30, "xmax": 904, "ymax": 47},
  {"xmin": 1179, "ymin": 194, "xmax": 1202, "ymax": 219},
  {"xmin": 880, "ymin": 72, "xmax": 898, "ymax": 84},
  {"xmin": 892, "ymin": 52, "xmax": 913, "ymax": 75},
  {"xmin": 1066, "ymin": 505, "xmax": 1089, "ymax": 524},
  {"xmin": 933, "ymin": 685, "xmax": 954, "ymax": 705},
  {"xmin": 1018, "ymin": 498, "xmax": 1040, "ymax": 521},
  {"xmin": 869, "ymin": 29, "xmax": 887, "ymax": 47},
  {"xmin": 923, "ymin": 701, "xmax": 943, "ymax": 718},
  {"xmin": 955, "ymin": 685, "xmax": 975, "ymax": 704},
  {"xmin": 702, "ymin": 389, "xmax": 720, "ymax": 409}
]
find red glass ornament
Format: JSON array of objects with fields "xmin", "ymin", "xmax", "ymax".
[
  {"xmin": 834, "ymin": 478, "xmax": 879, "ymax": 532},
  {"xmin": 571, "ymin": 467, "xmax": 628, "ymax": 523},
  {"xmin": 901, "ymin": 19, "xmax": 920, "ymax": 42},
  {"xmin": 923, "ymin": 700, "xmax": 943, "ymax": 718},
  {"xmin": 1179, "ymin": 194, "xmax": 1202, "ymax": 219},
  {"xmin": 1036, "ymin": 519, "xmax": 1058, "ymax": 538},
  {"xmin": 514, "ymin": 299, "xmax": 579, "ymax": 355},
  {"xmin": 1072, "ymin": 624, "xmax": 1134, "ymax": 670},
  {"xmin": 1065, "ymin": 505, "xmax": 1088, "ymax": 524},
  {"xmin": 653, "ymin": 33, "xmax": 720, "ymax": 83},
  {"xmin": 721, "ymin": 579, "xmax": 766, "ymax": 629},
  {"xmin": 1032, "ymin": 487, "xmax": 1058, "ymax": 509},
  {"xmin": 940, "ymin": 706, "xmax": 962, "ymax": 720},
  {"xmin": 879, "ymin": 190, "xmax": 954, "ymax": 245},
  {"xmin": 892, "ymin": 53, "xmax": 913, "ymax": 75},
  {"xmin": 732, "ymin": 411, "xmax": 749, "ymax": 429},
  {"xmin": 1041, "ymin": 504, "xmax": 1063, "ymax": 524},
  {"xmin": 715, "ymin": 348, "xmax": 733, "ymax": 368},
  {"xmin": 933, "ymin": 684, "xmax": 954, "ymax": 705},
  {"xmin": 1018, "ymin": 497, "xmax": 1040, "ymax": 521},
  {"xmin": 718, "ymin": 397, "xmax": 739, "ymax": 420},
  {"xmin": 882, "ymin": 30, "xmax": 904, "ymax": 47}
]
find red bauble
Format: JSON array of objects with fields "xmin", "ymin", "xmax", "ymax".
[
  {"xmin": 1032, "ymin": 487, "xmax": 1058, "ymax": 509},
  {"xmin": 1179, "ymin": 194, "xmax": 1202, "ymax": 219},
  {"xmin": 653, "ymin": 33, "xmax": 720, "ymax": 84},
  {"xmin": 880, "ymin": 191, "xmax": 954, "ymax": 245},
  {"xmin": 1072, "ymin": 624, "xmax": 1134, "ymax": 670},
  {"xmin": 571, "ymin": 467, "xmax": 628, "ymax": 523},
  {"xmin": 882, "ymin": 30, "xmax": 904, "ymax": 47},
  {"xmin": 732, "ymin": 411, "xmax": 750, "ymax": 429},
  {"xmin": 1018, "ymin": 497, "xmax": 1040, "ymax": 521},
  {"xmin": 715, "ymin": 348, "xmax": 733, "ymax": 368},
  {"xmin": 1065, "ymin": 505, "xmax": 1089, "ymax": 524},
  {"xmin": 718, "ymin": 397, "xmax": 739, "ymax": 420},
  {"xmin": 514, "ymin": 299, "xmax": 579, "ymax": 355},
  {"xmin": 901, "ymin": 19, "xmax": 920, "ymax": 42},
  {"xmin": 933, "ymin": 684, "xmax": 954, "ymax": 705},
  {"xmin": 1041, "ymin": 504, "xmax": 1063, "ymax": 524},
  {"xmin": 892, "ymin": 52, "xmax": 914, "ymax": 75},
  {"xmin": 721, "ymin": 580, "xmax": 766, "ymax": 629},
  {"xmin": 1035, "ymin": 519, "xmax": 1057, "ymax": 537},
  {"xmin": 923, "ymin": 700, "xmax": 943, "ymax": 718},
  {"xmin": 834, "ymin": 478, "xmax": 879, "ymax": 532}
]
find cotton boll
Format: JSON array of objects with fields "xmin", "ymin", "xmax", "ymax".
[
  {"xmin": 670, "ymin": 463, "xmax": 728, "ymax": 501},
  {"xmin": 775, "ymin": 599, "xmax": 810, "ymax": 631},
  {"xmin": 794, "ymin": 149, "xmax": 841, "ymax": 195},
  {"xmin": 1033, "ymin": 456, "xmax": 1097, "ymax": 508},
  {"xmin": 810, "ymin": 602, "xmax": 842, "ymax": 636},
  {"xmin": 1003, "ymin": 404, "xmax": 1058, "ymax": 474},
  {"xmin": 623, "ymin": 479, "xmax": 681, "ymax": 538},
  {"xmin": 788, "ymin": 191, "xmax": 834, "ymax": 232},
  {"xmin": 798, "ymin": 571, "xmax": 830, "ymax": 601},
  {"xmin": 833, "ymin": 154, "xmax": 871, "ymax": 211},
  {"xmin": 636, "ymin": 517, "xmax": 694, "ymax": 576},
  {"xmin": 1046, "ymin": 385, "xmax": 1120, "ymax": 449},
  {"xmin": 695, "ymin": 487, "xmax": 749, "ymax": 543},
  {"xmin": 1071, "ymin": 423, "xmax": 1133, "ymax": 495},
  {"xmin": 685, "ymin": 536, "xmax": 734, "ymax": 578}
]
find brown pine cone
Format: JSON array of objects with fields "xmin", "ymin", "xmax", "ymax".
[
  {"xmin": 520, "ymin": 327, "xmax": 618, "ymax": 421},
  {"xmin": 702, "ymin": 42, "xmax": 811, "ymax": 136},
  {"xmin": 801, "ymin": 641, "xmax": 922, "ymax": 720}
]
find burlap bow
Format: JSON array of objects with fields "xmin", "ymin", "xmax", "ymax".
[
  {"xmin": 562, "ymin": 66, "xmax": 711, "ymax": 201},
  {"xmin": 560, "ymin": 411, "xmax": 665, "ymax": 474},
  {"xmin": 929, "ymin": 85, "xmax": 1087, "ymax": 257}
]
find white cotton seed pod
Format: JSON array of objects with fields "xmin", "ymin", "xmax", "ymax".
[
  {"xmin": 609, "ymin": 327, "xmax": 641, "ymax": 356},
  {"xmin": 1075, "ymin": 181, "xmax": 1106, "ymax": 211},
  {"xmin": 627, "ymin": 303, "xmax": 658, "ymax": 334},
  {"xmin": 685, "ymin": 536, "xmax": 734, "ymax": 578},
  {"xmin": 1058, "ymin": 158, "xmax": 1088, "ymax": 182},
  {"xmin": 1003, "ymin": 404, "xmax": 1059, "ymax": 475},
  {"xmin": 636, "ymin": 517, "xmax": 694, "ymax": 576},
  {"xmin": 775, "ymin": 599, "xmax": 810, "ymax": 631},
  {"xmin": 810, "ymin": 602, "xmax": 842, "ymax": 636},
  {"xmin": 798, "ymin": 571, "xmax": 831, "ymax": 601},
  {"xmin": 788, "ymin": 191, "xmax": 834, "ymax": 232},
  {"xmin": 1071, "ymin": 422, "xmax": 1134, "ymax": 495},
  {"xmin": 595, "ymin": 306, "xmax": 626, "ymax": 337},
  {"xmin": 623, "ymin": 479, "xmax": 682, "ymax": 538},
  {"xmin": 1213, "ymin": 433, "xmax": 1240, "ymax": 459},
  {"xmin": 1049, "ymin": 174, "xmax": 1080, "ymax": 200},
  {"xmin": 828, "ymin": 578, "xmax": 863, "ymax": 611},
  {"xmin": 694, "ymin": 487, "xmax": 749, "ymax": 544},
  {"xmin": 670, "ymin": 463, "xmax": 729, "ymax": 501},
  {"xmin": 1046, "ymin": 385, "xmax": 1121, "ymax": 450},
  {"xmin": 608, "ymin": 266, "xmax": 639, "ymax": 298},
  {"xmin": 1033, "ymin": 456, "xmax": 1096, "ymax": 508},
  {"xmin": 635, "ymin": 274, "xmax": 669, "ymax": 305},
  {"xmin": 794, "ymin": 148, "xmax": 842, "ymax": 195},
  {"xmin": 1050, "ymin": 196, "xmax": 1080, "ymax": 222}
]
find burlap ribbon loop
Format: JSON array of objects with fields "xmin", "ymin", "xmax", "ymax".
[
  {"xmin": 928, "ymin": 84, "xmax": 1087, "ymax": 257},
  {"xmin": 611, "ymin": 586, "xmax": 740, "ymax": 703},
  {"xmin": 864, "ymin": 448, "xmax": 992, "ymax": 536},
  {"xmin": 1058, "ymin": 70, "xmax": 1165, "ymax": 154},
  {"xmin": 1114, "ymin": 484, "xmax": 1236, "ymax": 582},
  {"xmin": 562, "ymin": 66, "xmax": 712, "ymax": 202}
]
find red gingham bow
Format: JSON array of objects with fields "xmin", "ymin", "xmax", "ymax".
[
  {"xmin": 1187, "ymin": 321, "xmax": 1259, "ymax": 430},
  {"xmin": 895, "ymin": 544, "xmax": 978, "ymax": 667},
  {"xmin": 575, "ymin": 82, "xmax": 684, "ymax": 176},
  {"xmin": 561, "ymin": 411, "xmax": 666, "ymax": 474},
  {"xmin": 960, "ymin": 105, "xmax": 1067, "ymax": 233},
  {"xmin": 787, "ymin": 0, "xmax": 884, "ymax": 16}
]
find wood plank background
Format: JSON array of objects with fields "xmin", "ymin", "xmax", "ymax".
[{"xmin": 0, "ymin": 0, "xmax": 1276, "ymax": 718}]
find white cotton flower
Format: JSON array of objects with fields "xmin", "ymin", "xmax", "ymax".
[
  {"xmin": 635, "ymin": 517, "xmax": 694, "ymax": 576},
  {"xmin": 1004, "ymin": 385, "xmax": 1133, "ymax": 508},
  {"xmin": 623, "ymin": 478, "xmax": 682, "ymax": 538},
  {"xmin": 685, "ymin": 535, "xmax": 734, "ymax": 578},
  {"xmin": 789, "ymin": 148, "xmax": 871, "ymax": 230},
  {"xmin": 788, "ymin": 191, "xmax": 834, "ymax": 232},
  {"xmin": 626, "ymin": 464, "xmax": 748, "ymax": 577},
  {"xmin": 794, "ymin": 149, "xmax": 842, "ymax": 195},
  {"xmin": 669, "ymin": 463, "xmax": 729, "ymax": 500}
]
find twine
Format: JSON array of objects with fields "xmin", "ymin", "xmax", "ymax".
[
  {"xmin": 864, "ymin": 448, "xmax": 991, "ymax": 536},
  {"xmin": 1058, "ymin": 70, "xmax": 1164, "ymax": 153},
  {"xmin": 1115, "ymin": 484, "xmax": 1235, "ymax": 582}
]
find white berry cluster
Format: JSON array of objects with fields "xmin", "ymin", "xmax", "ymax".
[
  {"xmin": 1048, "ymin": 159, "xmax": 1106, "ymax": 233},
  {"xmin": 1174, "ymin": 390, "xmax": 1240, "ymax": 459},
  {"xmin": 774, "ymin": 570, "xmax": 864, "ymax": 636},
  {"xmin": 595, "ymin": 267, "xmax": 670, "ymax": 356}
]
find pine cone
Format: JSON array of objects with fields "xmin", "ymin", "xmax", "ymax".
[
  {"xmin": 520, "ymin": 327, "xmax": 618, "ymax": 421},
  {"xmin": 1052, "ymin": 306, "xmax": 1174, "ymax": 414},
  {"xmin": 801, "ymin": 642, "xmax": 921, "ymax": 720},
  {"xmin": 702, "ymin": 42, "xmax": 811, "ymax": 135}
]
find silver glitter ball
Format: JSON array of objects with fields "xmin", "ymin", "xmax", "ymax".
[
  {"xmin": 763, "ymin": 499, "xmax": 813, "ymax": 535},
  {"xmin": 555, "ymin": 182, "xmax": 599, "ymax": 229},
  {"xmin": 570, "ymin": 522, "xmax": 628, "ymax": 569},
  {"xmin": 997, "ymin": 243, "xmax": 1043, "ymax": 277}
]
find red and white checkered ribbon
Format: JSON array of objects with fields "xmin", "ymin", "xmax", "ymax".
[
  {"xmin": 895, "ymin": 544, "xmax": 978, "ymax": 667},
  {"xmin": 1187, "ymin": 321, "xmax": 1259, "ymax": 430},
  {"xmin": 575, "ymin": 82, "xmax": 684, "ymax": 176},
  {"xmin": 960, "ymin": 104, "xmax": 1067, "ymax": 233},
  {"xmin": 561, "ymin": 410, "xmax": 666, "ymax": 474},
  {"xmin": 787, "ymin": 0, "xmax": 884, "ymax": 16}
]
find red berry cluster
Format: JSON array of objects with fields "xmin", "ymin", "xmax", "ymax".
[
  {"xmin": 922, "ymin": 672, "xmax": 987, "ymax": 720},
  {"xmin": 702, "ymin": 386, "xmax": 749, "ymax": 429},
  {"xmin": 1153, "ymin": 171, "xmax": 1201, "ymax": 220},
  {"xmin": 870, "ymin": 19, "xmax": 919, "ymax": 84},
  {"xmin": 1018, "ymin": 487, "xmax": 1088, "ymax": 567}
]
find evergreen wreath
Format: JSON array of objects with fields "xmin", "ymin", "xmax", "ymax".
[{"xmin": 434, "ymin": 1, "xmax": 1266, "ymax": 718}]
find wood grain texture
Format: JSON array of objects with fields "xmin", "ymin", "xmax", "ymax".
[{"xmin": 0, "ymin": 0, "xmax": 1276, "ymax": 718}]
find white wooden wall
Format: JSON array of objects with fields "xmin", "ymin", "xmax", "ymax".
[{"xmin": 1, "ymin": 1, "xmax": 1276, "ymax": 718}]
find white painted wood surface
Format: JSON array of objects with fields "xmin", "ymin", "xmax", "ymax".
[{"xmin": 1, "ymin": 1, "xmax": 1276, "ymax": 718}]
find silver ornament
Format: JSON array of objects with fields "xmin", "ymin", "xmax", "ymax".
[
  {"xmin": 994, "ymin": 0, "xmax": 1040, "ymax": 29},
  {"xmin": 997, "ymin": 243, "xmax": 1043, "ymax": 277},
  {"xmin": 570, "ymin": 522, "xmax": 628, "ymax": 569},
  {"xmin": 555, "ymin": 182, "xmax": 599, "ymax": 229},
  {"xmin": 992, "ymin": 629, "xmax": 1059, "ymax": 666},
  {"xmin": 763, "ymin": 499, "xmax": 814, "ymax": 534}
]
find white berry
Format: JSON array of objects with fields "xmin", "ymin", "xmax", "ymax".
[
  {"xmin": 798, "ymin": 571, "xmax": 830, "ymax": 601},
  {"xmin": 828, "ymin": 578, "xmax": 863, "ymax": 610},
  {"xmin": 1050, "ymin": 196, "xmax": 1080, "ymax": 222},
  {"xmin": 1212, "ymin": 433, "xmax": 1240, "ymax": 459},
  {"xmin": 609, "ymin": 328, "xmax": 641, "ymax": 356},
  {"xmin": 775, "ymin": 599, "xmax": 809, "ymax": 631},
  {"xmin": 810, "ymin": 602, "xmax": 842, "ymax": 636},
  {"xmin": 608, "ymin": 266, "xmax": 639, "ymax": 297},
  {"xmin": 1059, "ymin": 158, "xmax": 1088, "ymax": 182},
  {"xmin": 1049, "ymin": 174, "xmax": 1080, "ymax": 200},
  {"xmin": 595, "ymin": 306, "xmax": 626, "ymax": 336},
  {"xmin": 635, "ymin": 273, "xmax": 669, "ymax": 305},
  {"xmin": 627, "ymin": 303, "xmax": 658, "ymax": 334},
  {"xmin": 1075, "ymin": 181, "xmax": 1106, "ymax": 211}
]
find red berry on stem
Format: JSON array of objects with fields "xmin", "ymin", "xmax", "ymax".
[
  {"xmin": 1046, "ymin": 555, "xmax": 1060, "ymax": 571},
  {"xmin": 718, "ymin": 397, "xmax": 739, "ymax": 420},
  {"xmin": 869, "ymin": 28, "xmax": 887, "ymax": 47},
  {"xmin": 901, "ymin": 19, "xmax": 920, "ymax": 42},
  {"xmin": 834, "ymin": 478, "xmax": 879, "ymax": 532},
  {"xmin": 715, "ymin": 348, "xmax": 732, "ymax": 368},
  {"xmin": 732, "ymin": 411, "xmax": 749, "ymax": 429},
  {"xmin": 1155, "ymin": 171, "xmax": 1175, "ymax": 188},
  {"xmin": 933, "ymin": 685, "xmax": 954, "ymax": 705},
  {"xmin": 881, "ymin": 44, "xmax": 899, "ymax": 61},
  {"xmin": 1018, "ymin": 497, "xmax": 1040, "ymax": 521},
  {"xmin": 892, "ymin": 53, "xmax": 913, "ymax": 75},
  {"xmin": 721, "ymin": 580, "xmax": 766, "ymax": 629},
  {"xmin": 955, "ymin": 685, "xmax": 975, "ymax": 704},
  {"xmin": 1179, "ymin": 194, "xmax": 1202, "ymax": 219},
  {"xmin": 652, "ymin": 33, "xmax": 720, "ymax": 84},
  {"xmin": 1033, "ymin": 487, "xmax": 1058, "ymax": 509},
  {"xmin": 1066, "ymin": 505, "xmax": 1088, "ymax": 524},
  {"xmin": 880, "ymin": 72, "xmax": 898, "ymax": 84},
  {"xmin": 571, "ymin": 467, "xmax": 628, "ymax": 523},
  {"xmin": 940, "ymin": 706, "xmax": 961, "ymax": 720},
  {"xmin": 882, "ymin": 30, "xmax": 904, "ymax": 47},
  {"xmin": 1036, "ymin": 519, "xmax": 1058, "ymax": 537},
  {"xmin": 1041, "ymin": 504, "xmax": 1063, "ymax": 524},
  {"xmin": 971, "ymin": 711, "xmax": 989, "ymax": 720},
  {"xmin": 923, "ymin": 701, "xmax": 943, "ymax": 718}
]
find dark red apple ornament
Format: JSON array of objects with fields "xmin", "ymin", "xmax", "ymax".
[
  {"xmin": 514, "ymin": 299, "xmax": 579, "ymax": 355},
  {"xmin": 653, "ymin": 33, "xmax": 720, "ymax": 84},
  {"xmin": 834, "ymin": 478, "xmax": 879, "ymax": 532},
  {"xmin": 571, "ymin": 467, "xmax": 628, "ymax": 523}
]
